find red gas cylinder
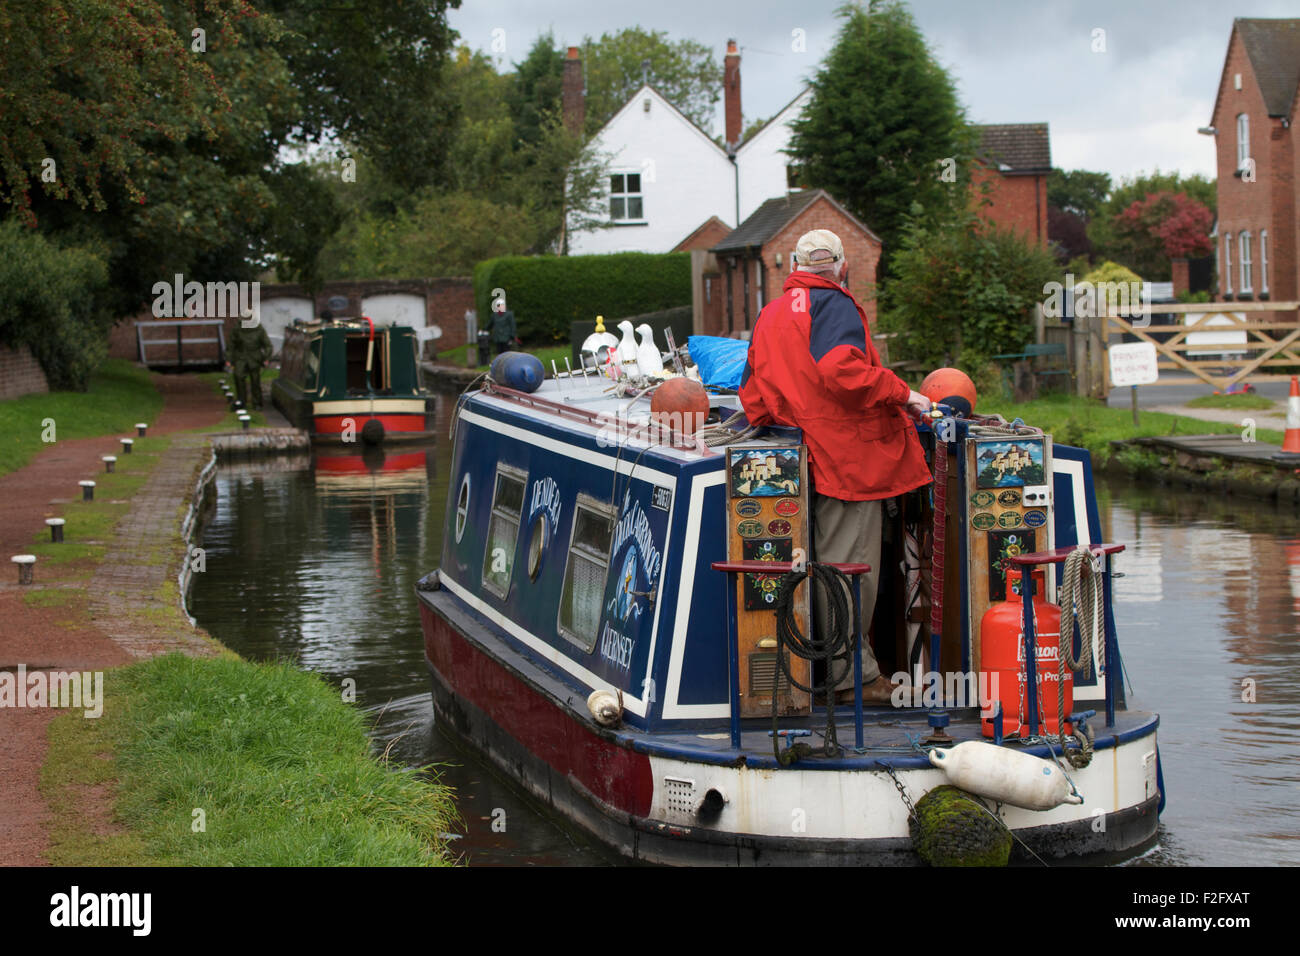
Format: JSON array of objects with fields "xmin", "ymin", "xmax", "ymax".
[{"xmin": 980, "ymin": 567, "xmax": 1072, "ymax": 738}]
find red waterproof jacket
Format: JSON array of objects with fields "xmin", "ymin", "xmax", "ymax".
[{"xmin": 739, "ymin": 272, "xmax": 931, "ymax": 501}]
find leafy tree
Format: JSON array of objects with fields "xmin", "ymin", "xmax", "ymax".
[
  {"xmin": 1105, "ymin": 191, "xmax": 1213, "ymax": 280},
  {"xmin": 1047, "ymin": 169, "xmax": 1111, "ymax": 221},
  {"xmin": 1048, "ymin": 206, "xmax": 1092, "ymax": 264},
  {"xmin": 1088, "ymin": 169, "xmax": 1216, "ymax": 275},
  {"xmin": 0, "ymin": 221, "xmax": 111, "ymax": 390},
  {"xmin": 0, "ymin": 0, "xmax": 254, "ymax": 225},
  {"xmin": 787, "ymin": 1, "xmax": 976, "ymax": 272},
  {"xmin": 881, "ymin": 208, "xmax": 1062, "ymax": 369},
  {"xmin": 257, "ymin": 0, "xmax": 461, "ymax": 192},
  {"xmin": 581, "ymin": 28, "xmax": 722, "ymax": 135},
  {"xmin": 508, "ymin": 35, "xmax": 568, "ymax": 150}
]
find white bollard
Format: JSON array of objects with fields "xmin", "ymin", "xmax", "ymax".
[{"xmin": 12, "ymin": 554, "xmax": 35, "ymax": 586}]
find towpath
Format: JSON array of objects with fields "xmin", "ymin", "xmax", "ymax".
[{"xmin": 0, "ymin": 373, "xmax": 226, "ymax": 865}]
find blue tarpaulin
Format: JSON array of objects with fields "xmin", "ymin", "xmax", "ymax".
[{"xmin": 688, "ymin": 335, "xmax": 749, "ymax": 390}]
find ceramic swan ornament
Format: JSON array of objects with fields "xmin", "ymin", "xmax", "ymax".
[
  {"xmin": 635, "ymin": 324, "xmax": 665, "ymax": 377},
  {"xmin": 616, "ymin": 320, "xmax": 639, "ymax": 366}
]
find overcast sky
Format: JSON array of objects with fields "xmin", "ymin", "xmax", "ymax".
[{"xmin": 447, "ymin": 0, "xmax": 1299, "ymax": 185}]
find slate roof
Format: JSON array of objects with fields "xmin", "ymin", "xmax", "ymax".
[
  {"xmin": 711, "ymin": 191, "xmax": 823, "ymax": 253},
  {"xmin": 1236, "ymin": 18, "xmax": 1300, "ymax": 117},
  {"xmin": 974, "ymin": 123, "xmax": 1051, "ymax": 174},
  {"xmin": 711, "ymin": 189, "xmax": 881, "ymax": 254}
]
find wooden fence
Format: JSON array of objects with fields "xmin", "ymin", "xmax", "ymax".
[{"xmin": 1102, "ymin": 301, "xmax": 1299, "ymax": 393}]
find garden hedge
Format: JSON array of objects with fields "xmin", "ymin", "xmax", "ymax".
[{"xmin": 473, "ymin": 252, "xmax": 691, "ymax": 343}]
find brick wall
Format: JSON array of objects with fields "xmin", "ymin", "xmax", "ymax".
[
  {"xmin": 1212, "ymin": 27, "xmax": 1296, "ymax": 313},
  {"xmin": 971, "ymin": 164, "xmax": 1048, "ymax": 247},
  {"xmin": 0, "ymin": 343, "xmax": 50, "ymax": 399}
]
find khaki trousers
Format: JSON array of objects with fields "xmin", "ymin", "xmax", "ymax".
[{"xmin": 813, "ymin": 495, "xmax": 883, "ymax": 688}]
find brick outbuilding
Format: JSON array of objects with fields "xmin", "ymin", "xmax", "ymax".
[
  {"xmin": 971, "ymin": 123, "xmax": 1051, "ymax": 248},
  {"xmin": 1208, "ymin": 18, "xmax": 1300, "ymax": 311},
  {"xmin": 706, "ymin": 189, "xmax": 882, "ymax": 336}
]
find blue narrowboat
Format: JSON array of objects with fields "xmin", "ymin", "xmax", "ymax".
[{"xmin": 416, "ymin": 368, "xmax": 1163, "ymax": 865}]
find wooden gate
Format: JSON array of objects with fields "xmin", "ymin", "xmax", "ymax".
[{"xmin": 1105, "ymin": 301, "xmax": 1300, "ymax": 390}]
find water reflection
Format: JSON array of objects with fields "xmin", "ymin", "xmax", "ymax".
[
  {"xmin": 1100, "ymin": 476, "xmax": 1300, "ymax": 866},
  {"xmin": 191, "ymin": 437, "xmax": 614, "ymax": 866}
]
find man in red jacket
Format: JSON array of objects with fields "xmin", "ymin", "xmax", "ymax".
[{"xmin": 740, "ymin": 229, "xmax": 932, "ymax": 704}]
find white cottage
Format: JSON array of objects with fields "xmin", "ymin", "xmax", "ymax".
[{"xmin": 566, "ymin": 41, "xmax": 811, "ymax": 256}]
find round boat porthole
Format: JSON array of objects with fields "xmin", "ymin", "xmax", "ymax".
[
  {"xmin": 527, "ymin": 514, "xmax": 548, "ymax": 579},
  {"xmin": 455, "ymin": 474, "xmax": 471, "ymax": 543}
]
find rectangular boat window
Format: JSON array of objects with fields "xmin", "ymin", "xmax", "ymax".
[
  {"xmin": 558, "ymin": 496, "xmax": 616, "ymax": 652},
  {"xmin": 482, "ymin": 465, "xmax": 528, "ymax": 598}
]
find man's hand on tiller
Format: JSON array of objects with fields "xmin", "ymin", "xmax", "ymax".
[{"xmin": 905, "ymin": 390, "xmax": 932, "ymax": 418}]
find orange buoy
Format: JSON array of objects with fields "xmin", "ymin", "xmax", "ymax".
[
  {"xmin": 980, "ymin": 567, "xmax": 1072, "ymax": 738},
  {"xmin": 921, "ymin": 367, "xmax": 977, "ymax": 415},
  {"xmin": 650, "ymin": 378, "xmax": 710, "ymax": 436}
]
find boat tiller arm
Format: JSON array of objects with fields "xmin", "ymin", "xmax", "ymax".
[{"xmin": 364, "ymin": 315, "xmax": 375, "ymax": 393}]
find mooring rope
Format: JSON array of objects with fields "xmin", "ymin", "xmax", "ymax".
[
  {"xmin": 1057, "ymin": 545, "xmax": 1105, "ymax": 768},
  {"xmin": 771, "ymin": 562, "xmax": 858, "ymax": 765}
]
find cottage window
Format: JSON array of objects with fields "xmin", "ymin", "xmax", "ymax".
[
  {"xmin": 610, "ymin": 173, "xmax": 644, "ymax": 221},
  {"xmin": 1223, "ymin": 233, "xmax": 1233, "ymax": 295},
  {"xmin": 482, "ymin": 465, "xmax": 527, "ymax": 599},
  {"xmin": 1260, "ymin": 230, "xmax": 1270, "ymax": 295},
  {"xmin": 1239, "ymin": 232, "xmax": 1252, "ymax": 294},
  {"xmin": 1236, "ymin": 113, "xmax": 1250, "ymax": 171},
  {"xmin": 558, "ymin": 496, "xmax": 616, "ymax": 652}
]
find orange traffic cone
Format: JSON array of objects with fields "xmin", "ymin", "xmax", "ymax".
[{"xmin": 1275, "ymin": 375, "xmax": 1300, "ymax": 461}]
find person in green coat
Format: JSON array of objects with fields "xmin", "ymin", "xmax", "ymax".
[
  {"xmin": 486, "ymin": 302, "xmax": 520, "ymax": 356},
  {"xmin": 229, "ymin": 309, "xmax": 273, "ymax": 409}
]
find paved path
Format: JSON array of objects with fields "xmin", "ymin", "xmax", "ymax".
[{"xmin": 0, "ymin": 372, "xmax": 226, "ymax": 865}]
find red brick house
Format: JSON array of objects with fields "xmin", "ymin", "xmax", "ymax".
[
  {"xmin": 706, "ymin": 189, "xmax": 882, "ymax": 336},
  {"xmin": 1209, "ymin": 18, "xmax": 1299, "ymax": 307},
  {"xmin": 971, "ymin": 123, "xmax": 1051, "ymax": 247}
]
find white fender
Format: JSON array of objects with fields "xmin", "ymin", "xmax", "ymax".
[{"xmin": 928, "ymin": 741, "xmax": 1083, "ymax": 811}]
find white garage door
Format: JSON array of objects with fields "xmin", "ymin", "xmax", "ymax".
[{"xmin": 259, "ymin": 296, "xmax": 315, "ymax": 354}]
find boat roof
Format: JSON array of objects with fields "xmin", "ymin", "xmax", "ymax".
[{"xmin": 471, "ymin": 373, "xmax": 795, "ymax": 464}]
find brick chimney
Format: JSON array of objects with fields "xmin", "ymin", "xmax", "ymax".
[
  {"xmin": 724, "ymin": 39, "xmax": 741, "ymax": 149},
  {"xmin": 562, "ymin": 46, "xmax": 584, "ymax": 136},
  {"xmin": 1171, "ymin": 257, "xmax": 1189, "ymax": 299}
]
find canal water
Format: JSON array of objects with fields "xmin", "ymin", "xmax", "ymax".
[{"xmin": 189, "ymin": 402, "xmax": 1300, "ymax": 866}]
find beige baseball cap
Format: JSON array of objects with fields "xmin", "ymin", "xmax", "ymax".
[{"xmin": 793, "ymin": 229, "xmax": 844, "ymax": 268}]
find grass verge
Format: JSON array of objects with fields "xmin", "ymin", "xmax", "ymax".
[
  {"xmin": 981, "ymin": 393, "xmax": 1285, "ymax": 466},
  {"xmin": 1185, "ymin": 392, "xmax": 1277, "ymax": 410},
  {"xmin": 0, "ymin": 360, "xmax": 163, "ymax": 477},
  {"xmin": 41, "ymin": 654, "xmax": 458, "ymax": 866},
  {"xmin": 434, "ymin": 342, "xmax": 571, "ymax": 373}
]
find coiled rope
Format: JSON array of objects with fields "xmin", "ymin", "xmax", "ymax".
[
  {"xmin": 771, "ymin": 562, "xmax": 858, "ymax": 765},
  {"xmin": 1057, "ymin": 545, "xmax": 1104, "ymax": 768}
]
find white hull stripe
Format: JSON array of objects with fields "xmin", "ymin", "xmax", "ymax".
[{"xmin": 312, "ymin": 399, "xmax": 427, "ymax": 415}]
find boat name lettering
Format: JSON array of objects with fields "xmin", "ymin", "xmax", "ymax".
[
  {"xmin": 612, "ymin": 499, "xmax": 661, "ymax": 583},
  {"xmin": 598, "ymin": 623, "xmax": 634, "ymax": 671},
  {"xmin": 530, "ymin": 476, "xmax": 562, "ymax": 528}
]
